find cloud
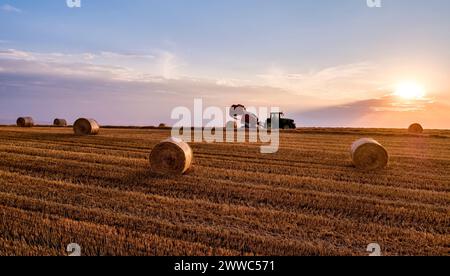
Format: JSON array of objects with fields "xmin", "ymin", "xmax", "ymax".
[
  {"xmin": 1, "ymin": 4, "xmax": 22, "ymax": 13},
  {"xmin": 257, "ymin": 63, "xmax": 387, "ymax": 103},
  {"xmin": 0, "ymin": 69, "xmax": 305, "ymax": 125},
  {"xmin": 1, "ymin": 48, "xmax": 448, "ymax": 128},
  {"xmin": 296, "ymin": 96, "xmax": 450, "ymax": 128},
  {"xmin": 0, "ymin": 48, "xmax": 390, "ymax": 102},
  {"xmin": 0, "ymin": 48, "xmax": 312, "ymax": 125},
  {"xmin": 154, "ymin": 50, "xmax": 183, "ymax": 80},
  {"xmin": 0, "ymin": 49, "xmax": 32, "ymax": 59},
  {"xmin": 98, "ymin": 51, "xmax": 155, "ymax": 60},
  {"xmin": 0, "ymin": 49, "xmax": 180, "ymax": 81}
]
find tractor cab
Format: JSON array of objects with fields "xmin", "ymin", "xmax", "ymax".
[{"xmin": 265, "ymin": 112, "xmax": 296, "ymax": 129}]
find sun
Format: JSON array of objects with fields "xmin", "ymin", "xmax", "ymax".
[{"xmin": 394, "ymin": 82, "xmax": 426, "ymax": 100}]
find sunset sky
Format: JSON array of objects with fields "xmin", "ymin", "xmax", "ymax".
[{"xmin": 1, "ymin": 0, "xmax": 449, "ymax": 128}]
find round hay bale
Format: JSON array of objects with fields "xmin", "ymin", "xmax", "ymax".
[
  {"xmin": 53, "ymin": 118, "xmax": 68, "ymax": 127},
  {"xmin": 150, "ymin": 137, "xmax": 193, "ymax": 175},
  {"xmin": 351, "ymin": 138, "xmax": 389, "ymax": 171},
  {"xmin": 226, "ymin": 120, "xmax": 238, "ymax": 130},
  {"xmin": 73, "ymin": 118, "xmax": 100, "ymax": 135},
  {"xmin": 408, "ymin": 123, "xmax": 423, "ymax": 134},
  {"xmin": 16, "ymin": 117, "xmax": 34, "ymax": 128}
]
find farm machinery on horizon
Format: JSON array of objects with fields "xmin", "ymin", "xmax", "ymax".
[{"xmin": 229, "ymin": 104, "xmax": 297, "ymax": 130}]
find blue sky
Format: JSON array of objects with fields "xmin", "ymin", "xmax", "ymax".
[{"xmin": 1, "ymin": 0, "xmax": 449, "ymax": 127}]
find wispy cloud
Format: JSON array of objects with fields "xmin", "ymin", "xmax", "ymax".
[
  {"xmin": 256, "ymin": 63, "xmax": 387, "ymax": 103},
  {"xmin": 0, "ymin": 48, "xmax": 310, "ymax": 125},
  {"xmin": 1, "ymin": 4, "xmax": 22, "ymax": 13},
  {"xmin": 0, "ymin": 49, "xmax": 33, "ymax": 60},
  {"xmin": 0, "ymin": 49, "xmax": 181, "ymax": 81},
  {"xmin": 157, "ymin": 50, "xmax": 182, "ymax": 80},
  {"xmin": 0, "ymin": 48, "xmax": 393, "ymax": 104},
  {"xmin": 1, "ymin": 48, "xmax": 448, "ymax": 128},
  {"xmin": 296, "ymin": 95, "xmax": 449, "ymax": 128}
]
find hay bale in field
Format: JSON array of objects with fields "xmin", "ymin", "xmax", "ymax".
[
  {"xmin": 16, "ymin": 117, "xmax": 34, "ymax": 127},
  {"xmin": 351, "ymin": 138, "xmax": 389, "ymax": 171},
  {"xmin": 226, "ymin": 120, "xmax": 238, "ymax": 130},
  {"xmin": 73, "ymin": 118, "xmax": 100, "ymax": 135},
  {"xmin": 53, "ymin": 118, "xmax": 67, "ymax": 127},
  {"xmin": 150, "ymin": 137, "xmax": 193, "ymax": 175},
  {"xmin": 408, "ymin": 123, "xmax": 424, "ymax": 134}
]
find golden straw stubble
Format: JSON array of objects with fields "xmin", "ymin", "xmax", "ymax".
[
  {"xmin": 351, "ymin": 138, "xmax": 389, "ymax": 171},
  {"xmin": 150, "ymin": 137, "xmax": 193, "ymax": 175},
  {"xmin": 73, "ymin": 118, "xmax": 100, "ymax": 135}
]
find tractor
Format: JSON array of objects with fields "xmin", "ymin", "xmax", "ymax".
[
  {"xmin": 229, "ymin": 105, "xmax": 296, "ymax": 129},
  {"xmin": 265, "ymin": 112, "xmax": 296, "ymax": 130}
]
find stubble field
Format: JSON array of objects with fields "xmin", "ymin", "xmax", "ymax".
[{"xmin": 0, "ymin": 126, "xmax": 448, "ymax": 256}]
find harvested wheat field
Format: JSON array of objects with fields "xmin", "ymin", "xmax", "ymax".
[{"xmin": 0, "ymin": 126, "xmax": 449, "ymax": 256}]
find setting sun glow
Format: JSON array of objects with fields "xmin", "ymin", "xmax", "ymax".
[{"xmin": 394, "ymin": 82, "xmax": 427, "ymax": 100}]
